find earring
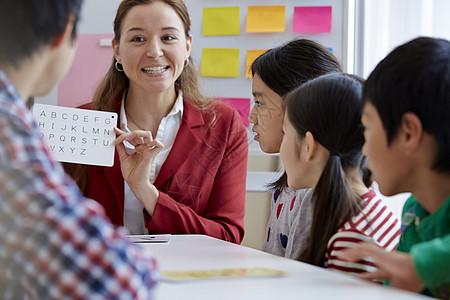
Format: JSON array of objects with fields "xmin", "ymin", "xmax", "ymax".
[
  {"xmin": 184, "ymin": 57, "xmax": 190, "ymax": 67},
  {"xmin": 115, "ymin": 60, "xmax": 124, "ymax": 72}
]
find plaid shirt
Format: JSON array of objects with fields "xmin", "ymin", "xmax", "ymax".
[{"xmin": 0, "ymin": 70, "xmax": 159, "ymax": 299}]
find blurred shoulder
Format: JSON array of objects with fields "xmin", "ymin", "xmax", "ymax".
[
  {"xmin": 78, "ymin": 102, "xmax": 93, "ymax": 110},
  {"xmin": 209, "ymin": 100, "xmax": 239, "ymax": 121}
]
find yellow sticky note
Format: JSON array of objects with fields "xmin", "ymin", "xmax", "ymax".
[
  {"xmin": 246, "ymin": 49, "xmax": 268, "ymax": 78},
  {"xmin": 246, "ymin": 6, "xmax": 285, "ymax": 33},
  {"xmin": 201, "ymin": 48, "xmax": 240, "ymax": 77},
  {"xmin": 203, "ymin": 7, "xmax": 240, "ymax": 36}
]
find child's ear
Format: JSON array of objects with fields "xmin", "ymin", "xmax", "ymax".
[
  {"xmin": 304, "ymin": 131, "xmax": 320, "ymax": 162},
  {"xmin": 51, "ymin": 14, "xmax": 75, "ymax": 48},
  {"xmin": 400, "ymin": 112, "xmax": 423, "ymax": 154}
]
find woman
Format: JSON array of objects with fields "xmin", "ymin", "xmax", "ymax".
[
  {"xmin": 249, "ymin": 39, "xmax": 342, "ymax": 258},
  {"xmin": 65, "ymin": 0, "xmax": 247, "ymax": 243}
]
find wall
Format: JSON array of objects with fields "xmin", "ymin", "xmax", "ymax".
[
  {"xmin": 354, "ymin": 0, "xmax": 450, "ymax": 78},
  {"xmin": 37, "ymin": 0, "xmax": 348, "ymax": 107},
  {"xmin": 242, "ymin": 154, "xmax": 280, "ymax": 249}
]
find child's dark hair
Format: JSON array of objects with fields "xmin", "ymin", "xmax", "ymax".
[
  {"xmin": 0, "ymin": 0, "xmax": 83, "ymax": 68},
  {"xmin": 364, "ymin": 36, "xmax": 450, "ymax": 172},
  {"xmin": 284, "ymin": 73, "xmax": 366, "ymax": 266},
  {"xmin": 251, "ymin": 39, "xmax": 343, "ymax": 191}
]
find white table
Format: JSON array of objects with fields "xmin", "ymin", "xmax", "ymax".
[{"xmin": 139, "ymin": 235, "xmax": 430, "ymax": 300}]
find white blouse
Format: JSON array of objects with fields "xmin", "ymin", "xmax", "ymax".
[{"xmin": 120, "ymin": 92, "xmax": 184, "ymax": 234}]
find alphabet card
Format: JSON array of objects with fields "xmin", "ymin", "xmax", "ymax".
[{"xmin": 32, "ymin": 103, "xmax": 117, "ymax": 167}]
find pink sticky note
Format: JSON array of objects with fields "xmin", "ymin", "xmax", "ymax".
[
  {"xmin": 216, "ymin": 97, "xmax": 251, "ymax": 127},
  {"xmin": 58, "ymin": 34, "xmax": 114, "ymax": 107},
  {"xmin": 292, "ymin": 6, "xmax": 332, "ymax": 33}
]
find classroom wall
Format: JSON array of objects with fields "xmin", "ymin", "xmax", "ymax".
[
  {"xmin": 242, "ymin": 154, "xmax": 282, "ymax": 249},
  {"xmin": 355, "ymin": 0, "xmax": 450, "ymax": 78},
  {"xmin": 37, "ymin": 0, "xmax": 347, "ymax": 106}
]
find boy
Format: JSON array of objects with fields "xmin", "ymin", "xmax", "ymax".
[
  {"xmin": 0, "ymin": 1, "xmax": 159, "ymax": 298},
  {"xmin": 339, "ymin": 37, "xmax": 450, "ymax": 298}
]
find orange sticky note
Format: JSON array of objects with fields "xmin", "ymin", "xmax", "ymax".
[
  {"xmin": 246, "ymin": 6, "xmax": 285, "ymax": 33},
  {"xmin": 246, "ymin": 49, "xmax": 268, "ymax": 78},
  {"xmin": 201, "ymin": 48, "xmax": 240, "ymax": 77},
  {"xmin": 203, "ymin": 7, "xmax": 240, "ymax": 36}
]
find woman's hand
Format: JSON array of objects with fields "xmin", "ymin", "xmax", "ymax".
[
  {"xmin": 113, "ymin": 128, "xmax": 163, "ymax": 216},
  {"xmin": 114, "ymin": 128, "xmax": 163, "ymax": 184},
  {"xmin": 337, "ymin": 242, "xmax": 424, "ymax": 292}
]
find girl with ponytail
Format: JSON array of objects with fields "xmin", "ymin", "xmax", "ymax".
[{"xmin": 280, "ymin": 73, "xmax": 400, "ymax": 274}]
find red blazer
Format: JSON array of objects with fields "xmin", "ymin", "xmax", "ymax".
[{"xmin": 77, "ymin": 100, "xmax": 248, "ymax": 244}]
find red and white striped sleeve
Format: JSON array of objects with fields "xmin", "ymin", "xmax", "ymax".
[
  {"xmin": 324, "ymin": 191, "xmax": 400, "ymax": 275},
  {"xmin": 325, "ymin": 230, "xmax": 378, "ymax": 274}
]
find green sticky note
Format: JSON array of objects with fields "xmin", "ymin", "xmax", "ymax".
[
  {"xmin": 203, "ymin": 7, "xmax": 240, "ymax": 36},
  {"xmin": 201, "ymin": 48, "xmax": 240, "ymax": 77}
]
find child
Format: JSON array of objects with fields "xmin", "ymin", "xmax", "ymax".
[
  {"xmin": 249, "ymin": 39, "xmax": 342, "ymax": 258},
  {"xmin": 280, "ymin": 73, "xmax": 400, "ymax": 274},
  {"xmin": 339, "ymin": 37, "xmax": 450, "ymax": 298},
  {"xmin": 0, "ymin": 0, "xmax": 159, "ymax": 298}
]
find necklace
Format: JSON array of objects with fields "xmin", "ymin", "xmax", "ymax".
[{"xmin": 125, "ymin": 110, "xmax": 151, "ymax": 132}]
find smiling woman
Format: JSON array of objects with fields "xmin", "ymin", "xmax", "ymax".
[
  {"xmin": 64, "ymin": 0, "xmax": 248, "ymax": 243},
  {"xmin": 113, "ymin": 1, "xmax": 191, "ymax": 99}
]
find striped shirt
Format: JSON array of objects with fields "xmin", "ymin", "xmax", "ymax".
[
  {"xmin": 0, "ymin": 70, "xmax": 160, "ymax": 299},
  {"xmin": 325, "ymin": 190, "xmax": 400, "ymax": 275}
]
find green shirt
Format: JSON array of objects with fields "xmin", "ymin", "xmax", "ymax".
[{"xmin": 397, "ymin": 195, "xmax": 450, "ymax": 299}]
